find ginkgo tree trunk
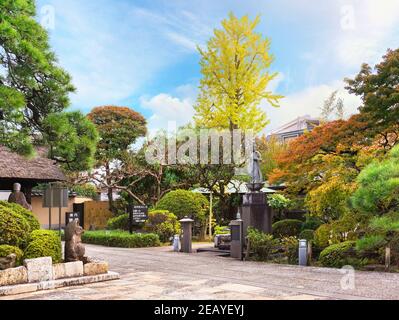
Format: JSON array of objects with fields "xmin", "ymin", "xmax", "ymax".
[{"xmin": 194, "ymin": 12, "xmax": 283, "ymax": 134}]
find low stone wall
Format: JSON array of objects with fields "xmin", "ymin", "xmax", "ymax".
[{"xmin": 0, "ymin": 256, "xmax": 117, "ymax": 296}]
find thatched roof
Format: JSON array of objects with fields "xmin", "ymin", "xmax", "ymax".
[{"xmin": 0, "ymin": 146, "xmax": 66, "ymax": 182}]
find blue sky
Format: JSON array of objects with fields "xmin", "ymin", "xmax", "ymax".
[{"xmin": 36, "ymin": 0, "xmax": 399, "ymax": 135}]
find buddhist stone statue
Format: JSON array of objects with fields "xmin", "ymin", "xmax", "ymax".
[
  {"xmin": 8, "ymin": 183, "xmax": 32, "ymax": 211},
  {"xmin": 247, "ymin": 147, "xmax": 263, "ymax": 183},
  {"xmin": 64, "ymin": 219, "xmax": 86, "ymax": 262}
]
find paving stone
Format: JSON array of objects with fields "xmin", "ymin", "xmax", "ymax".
[{"xmin": 24, "ymin": 257, "xmax": 53, "ymax": 283}]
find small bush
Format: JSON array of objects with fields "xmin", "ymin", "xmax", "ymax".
[
  {"xmin": 24, "ymin": 230, "xmax": 62, "ymax": 263},
  {"xmin": 280, "ymin": 236, "xmax": 299, "ymax": 264},
  {"xmin": 0, "ymin": 201, "xmax": 40, "ymax": 232},
  {"xmin": 156, "ymin": 190, "xmax": 202, "ymax": 219},
  {"xmin": 82, "ymin": 230, "xmax": 161, "ymax": 248},
  {"xmin": 247, "ymin": 227, "xmax": 278, "ymax": 261},
  {"xmin": 143, "ymin": 210, "xmax": 180, "ymax": 242},
  {"xmin": 314, "ymin": 224, "xmax": 332, "ymax": 248},
  {"xmin": 319, "ymin": 241, "xmax": 358, "ymax": 268},
  {"xmin": 0, "ymin": 245, "xmax": 24, "ymax": 266},
  {"xmin": 299, "ymin": 229, "xmax": 315, "ymax": 241},
  {"xmin": 107, "ymin": 214, "xmax": 129, "ymax": 230},
  {"xmin": 272, "ymin": 219, "xmax": 302, "ymax": 238},
  {"xmin": 214, "ymin": 225, "xmax": 230, "ymax": 235},
  {"xmin": 0, "ymin": 206, "xmax": 31, "ymax": 248}
]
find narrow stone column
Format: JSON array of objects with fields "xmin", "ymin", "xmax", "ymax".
[{"xmin": 179, "ymin": 217, "xmax": 194, "ymax": 253}]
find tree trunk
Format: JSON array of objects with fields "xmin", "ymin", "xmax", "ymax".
[{"xmin": 105, "ymin": 162, "xmax": 115, "ymax": 213}]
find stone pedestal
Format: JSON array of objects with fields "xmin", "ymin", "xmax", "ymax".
[
  {"xmin": 241, "ymin": 186, "xmax": 273, "ymax": 238},
  {"xmin": 229, "ymin": 219, "xmax": 243, "ymax": 260}
]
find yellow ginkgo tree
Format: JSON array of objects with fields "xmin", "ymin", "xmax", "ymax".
[{"xmin": 194, "ymin": 13, "xmax": 283, "ymax": 133}]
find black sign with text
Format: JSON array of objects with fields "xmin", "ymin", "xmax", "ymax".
[{"xmin": 129, "ymin": 205, "xmax": 148, "ymax": 233}]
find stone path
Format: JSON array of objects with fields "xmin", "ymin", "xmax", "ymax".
[{"xmin": 1, "ymin": 243, "xmax": 399, "ymax": 300}]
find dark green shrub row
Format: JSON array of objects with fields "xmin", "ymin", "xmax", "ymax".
[
  {"xmin": 319, "ymin": 241, "xmax": 366, "ymax": 268},
  {"xmin": 82, "ymin": 230, "xmax": 161, "ymax": 248},
  {"xmin": 0, "ymin": 244, "xmax": 24, "ymax": 266},
  {"xmin": 24, "ymin": 230, "xmax": 62, "ymax": 263}
]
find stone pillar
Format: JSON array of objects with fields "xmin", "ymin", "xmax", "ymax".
[
  {"xmin": 179, "ymin": 217, "xmax": 194, "ymax": 253},
  {"xmin": 229, "ymin": 219, "xmax": 243, "ymax": 260}
]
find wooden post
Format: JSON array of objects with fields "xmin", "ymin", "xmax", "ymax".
[
  {"xmin": 307, "ymin": 241, "xmax": 312, "ymax": 265},
  {"xmin": 244, "ymin": 237, "xmax": 250, "ymax": 261},
  {"xmin": 385, "ymin": 246, "xmax": 391, "ymax": 271},
  {"xmin": 209, "ymin": 191, "xmax": 213, "ymax": 240}
]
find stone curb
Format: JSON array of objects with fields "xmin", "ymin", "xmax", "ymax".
[{"xmin": 0, "ymin": 271, "xmax": 120, "ymax": 296}]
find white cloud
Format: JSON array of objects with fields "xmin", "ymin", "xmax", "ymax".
[
  {"xmin": 140, "ymin": 93, "xmax": 195, "ymax": 136},
  {"xmin": 263, "ymin": 79, "xmax": 362, "ymax": 135}
]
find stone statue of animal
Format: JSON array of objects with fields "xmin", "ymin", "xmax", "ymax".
[{"xmin": 64, "ymin": 219, "xmax": 85, "ymax": 262}]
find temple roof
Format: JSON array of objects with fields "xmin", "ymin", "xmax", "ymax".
[{"xmin": 0, "ymin": 146, "xmax": 66, "ymax": 182}]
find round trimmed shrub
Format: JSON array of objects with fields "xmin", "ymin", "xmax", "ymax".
[
  {"xmin": 272, "ymin": 219, "xmax": 302, "ymax": 238},
  {"xmin": 156, "ymin": 190, "xmax": 204, "ymax": 220},
  {"xmin": 24, "ymin": 230, "xmax": 62, "ymax": 263},
  {"xmin": 301, "ymin": 216, "xmax": 323, "ymax": 231},
  {"xmin": 0, "ymin": 201, "xmax": 40, "ymax": 231},
  {"xmin": 107, "ymin": 214, "xmax": 129, "ymax": 230},
  {"xmin": 299, "ymin": 229, "xmax": 315, "ymax": 241},
  {"xmin": 0, "ymin": 206, "xmax": 31, "ymax": 248},
  {"xmin": 0, "ymin": 245, "xmax": 24, "ymax": 266},
  {"xmin": 319, "ymin": 241, "xmax": 358, "ymax": 268},
  {"xmin": 143, "ymin": 210, "xmax": 181, "ymax": 242}
]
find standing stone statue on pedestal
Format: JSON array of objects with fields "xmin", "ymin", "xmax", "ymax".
[
  {"xmin": 241, "ymin": 143, "xmax": 273, "ymax": 237},
  {"xmin": 8, "ymin": 183, "xmax": 32, "ymax": 211}
]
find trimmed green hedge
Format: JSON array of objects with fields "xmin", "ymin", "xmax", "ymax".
[
  {"xmin": 107, "ymin": 214, "xmax": 129, "ymax": 230},
  {"xmin": 0, "ymin": 201, "xmax": 40, "ymax": 231},
  {"xmin": 82, "ymin": 230, "xmax": 161, "ymax": 248},
  {"xmin": 143, "ymin": 210, "xmax": 180, "ymax": 242},
  {"xmin": 0, "ymin": 206, "xmax": 31, "ymax": 248},
  {"xmin": 319, "ymin": 241, "xmax": 359, "ymax": 268},
  {"xmin": 24, "ymin": 230, "xmax": 62, "ymax": 263},
  {"xmin": 272, "ymin": 219, "xmax": 302, "ymax": 238},
  {"xmin": 0, "ymin": 245, "xmax": 24, "ymax": 266}
]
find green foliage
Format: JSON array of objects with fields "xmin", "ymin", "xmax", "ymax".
[
  {"xmin": 247, "ymin": 227, "xmax": 278, "ymax": 261},
  {"xmin": 319, "ymin": 241, "xmax": 358, "ymax": 268},
  {"xmin": 82, "ymin": 230, "xmax": 161, "ymax": 248},
  {"xmin": 24, "ymin": 230, "xmax": 62, "ymax": 263},
  {"xmin": 345, "ymin": 48, "xmax": 399, "ymax": 129},
  {"xmin": 356, "ymin": 235, "xmax": 387, "ymax": 255},
  {"xmin": 369, "ymin": 214, "xmax": 399, "ymax": 234},
  {"xmin": 0, "ymin": 205, "xmax": 30, "ymax": 248},
  {"xmin": 305, "ymin": 177, "xmax": 353, "ymax": 222},
  {"xmin": 107, "ymin": 214, "xmax": 129, "ymax": 231},
  {"xmin": 43, "ymin": 111, "xmax": 99, "ymax": 171},
  {"xmin": 214, "ymin": 225, "xmax": 230, "ymax": 235},
  {"xmin": 301, "ymin": 215, "xmax": 323, "ymax": 231},
  {"xmin": 0, "ymin": 201, "xmax": 40, "ymax": 231},
  {"xmin": 87, "ymin": 106, "xmax": 147, "ymax": 164},
  {"xmin": 267, "ymin": 194, "xmax": 291, "ymax": 210},
  {"xmin": 143, "ymin": 210, "xmax": 181, "ymax": 242},
  {"xmin": 70, "ymin": 184, "xmax": 98, "ymax": 199},
  {"xmin": 0, "ymin": 0, "xmax": 90, "ymax": 163},
  {"xmin": 156, "ymin": 190, "xmax": 208, "ymax": 221},
  {"xmin": 299, "ymin": 229, "xmax": 315, "ymax": 241},
  {"xmin": 272, "ymin": 219, "xmax": 302, "ymax": 238},
  {"xmin": 0, "ymin": 245, "xmax": 24, "ymax": 266},
  {"xmin": 351, "ymin": 145, "xmax": 399, "ymax": 215},
  {"xmin": 314, "ymin": 224, "xmax": 332, "ymax": 248},
  {"xmin": 280, "ymin": 236, "xmax": 299, "ymax": 264}
]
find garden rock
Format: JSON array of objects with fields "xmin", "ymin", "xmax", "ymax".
[
  {"xmin": 0, "ymin": 254, "xmax": 17, "ymax": 270},
  {"xmin": 0, "ymin": 266, "xmax": 28, "ymax": 286}
]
